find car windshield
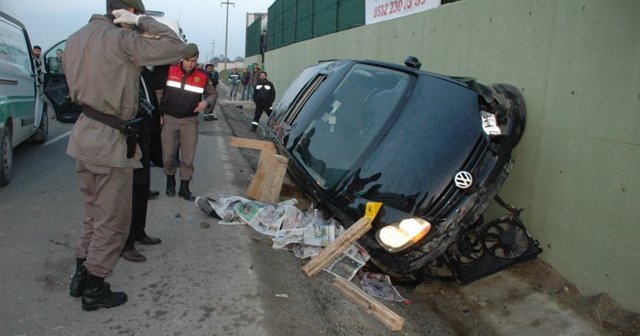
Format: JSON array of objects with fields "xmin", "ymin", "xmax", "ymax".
[{"xmin": 291, "ymin": 64, "xmax": 410, "ymax": 190}]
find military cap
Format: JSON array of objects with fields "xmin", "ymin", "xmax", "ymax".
[{"xmin": 183, "ymin": 43, "xmax": 199, "ymax": 59}]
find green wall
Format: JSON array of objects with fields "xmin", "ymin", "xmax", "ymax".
[{"xmin": 249, "ymin": 0, "xmax": 640, "ymax": 312}]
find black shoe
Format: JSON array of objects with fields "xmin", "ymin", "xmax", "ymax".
[
  {"xmin": 69, "ymin": 258, "xmax": 86, "ymax": 298},
  {"xmin": 166, "ymin": 175, "xmax": 176, "ymax": 197},
  {"xmin": 250, "ymin": 124, "xmax": 257, "ymax": 132},
  {"xmin": 82, "ymin": 273, "xmax": 127, "ymax": 311},
  {"xmin": 148, "ymin": 190, "xmax": 160, "ymax": 200},
  {"xmin": 178, "ymin": 180, "xmax": 196, "ymax": 201},
  {"xmin": 195, "ymin": 196, "xmax": 217, "ymax": 217}
]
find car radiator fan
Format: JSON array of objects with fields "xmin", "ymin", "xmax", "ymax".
[{"xmin": 445, "ymin": 214, "xmax": 542, "ymax": 284}]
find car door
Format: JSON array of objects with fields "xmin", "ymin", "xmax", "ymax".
[{"xmin": 42, "ymin": 40, "xmax": 82, "ymax": 123}]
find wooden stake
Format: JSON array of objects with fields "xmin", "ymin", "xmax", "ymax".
[
  {"xmin": 302, "ymin": 217, "xmax": 372, "ymax": 277},
  {"xmin": 229, "ymin": 137, "xmax": 286, "ymax": 202},
  {"xmin": 333, "ymin": 277, "xmax": 405, "ymax": 331}
]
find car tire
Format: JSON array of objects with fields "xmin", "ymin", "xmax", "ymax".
[
  {"xmin": 0, "ymin": 127, "xmax": 13, "ymax": 187},
  {"xmin": 488, "ymin": 83, "xmax": 527, "ymax": 147},
  {"xmin": 30, "ymin": 105, "xmax": 49, "ymax": 144}
]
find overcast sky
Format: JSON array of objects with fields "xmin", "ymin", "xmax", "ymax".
[{"xmin": 1, "ymin": 0, "xmax": 272, "ymax": 61}]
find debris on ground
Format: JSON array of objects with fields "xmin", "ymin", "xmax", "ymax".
[{"xmin": 196, "ymin": 195, "xmax": 404, "ymax": 297}]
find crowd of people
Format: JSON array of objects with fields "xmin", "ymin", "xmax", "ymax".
[{"xmin": 53, "ymin": 0, "xmax": 277, "ymax": 312}]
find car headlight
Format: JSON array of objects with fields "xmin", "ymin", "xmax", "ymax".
[{"xmin": 376, "ymin": 218, "xmax": 431, "ymax": 253}]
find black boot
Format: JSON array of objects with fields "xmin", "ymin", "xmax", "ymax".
[
  {"xmin": 69, "ymin": 258, "xmax": 86, "ymax": 298},
  {"xmin": 178, "ymin": 180, "xmax": 196, "ymax": 201},
  {"xmin": 81, "ymin": 273, "xmax": 127, "ymax": 311},
  {"xmin": 166, "ymin": 175, "xmax": 176, "ymax": 197}
]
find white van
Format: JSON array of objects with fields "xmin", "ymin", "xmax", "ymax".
[{"xmin": 0, "ymin": 11, "xmax": 49, "ymax": 186}]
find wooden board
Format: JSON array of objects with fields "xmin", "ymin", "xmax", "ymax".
[
  {"xmin": 229, "ymin": 137, "xmax": 276, "ymax": 153},
  {"xmin": 333, "ymin": 277, "xmax": 405, "ymax": 331},
  {"xmin": 229, "ymin": 137, "xmax": 285, "ymax": 201},
  {"xmin": 302, "ymin": 217, "xmax": 372, "ymax": 277}
]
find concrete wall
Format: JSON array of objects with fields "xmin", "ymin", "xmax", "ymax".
[{"xmin": 249, "ymin": 0, "xmax": 640, "ymax": 312}]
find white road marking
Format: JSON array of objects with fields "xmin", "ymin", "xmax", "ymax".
[{"xmin": 44, "ymin": 131, "xmax": 71, "ymax": 146}]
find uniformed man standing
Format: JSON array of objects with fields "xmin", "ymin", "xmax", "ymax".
[
  {"xmin": 251, "ymin": 71, "xmax": 276, "ymax": 131},
  {"xmin": 160, "ymin": 43, "xmax": 217, "ymax": 201},
  {"xmin": 64, "ymin": 0, "xmax": 185, "ymax": 311}
]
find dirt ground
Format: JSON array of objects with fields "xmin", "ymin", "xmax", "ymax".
[{"xmin": 405, "ymin": 259, "xmax": 640, "ymax": 336}]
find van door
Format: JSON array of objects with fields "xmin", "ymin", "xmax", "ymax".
[
  {"xmin": 42, "ymin": 40, "xmax": 82, "ymax": 123},
  {"xmin": 0, "ymin": 14, "xmax": 37, "ymax": 142}
]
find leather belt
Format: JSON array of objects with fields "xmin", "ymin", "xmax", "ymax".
[{"xmin": 82, "ymin": 106, "xmax": 124, "ymax": 130}]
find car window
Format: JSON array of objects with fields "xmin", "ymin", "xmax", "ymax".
[
  {"xmin": 291, "ymin": 64, "xmax": 410, "ymax": 190},
  {"xmin": 44, "ymin": 41, "xmax": 65, "ymax": 74},
  {"xmin": 273, "ymin": 65, "xmax": 322, "ymax": 121},
  {"xmin": 0, "ymin": 16, "xmax": 31, "ymax": 77}
]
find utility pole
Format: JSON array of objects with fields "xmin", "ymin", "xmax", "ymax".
[
  {"xmin": 210, "ymin": 40, "xmax": 216, "ymax": 64},
  {"xmin": 221, "ymin": 1, "xmax": 235, "ymax": 70}
]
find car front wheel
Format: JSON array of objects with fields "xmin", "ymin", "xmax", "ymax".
[{"xmin": 0, "ymin": 127, "xmax": 13, "ymax": 187}]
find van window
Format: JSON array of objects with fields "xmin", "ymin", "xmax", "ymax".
[{"xmin": 0, "ymin": 16, "xmax": 31, "ymax": 77}]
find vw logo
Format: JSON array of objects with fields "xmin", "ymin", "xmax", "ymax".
[{"xmin": 454, "ymin": 171, "xmax": 473, "ymax": 189}]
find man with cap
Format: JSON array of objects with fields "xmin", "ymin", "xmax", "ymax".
[
  {"xmin": 64, "ymin": 0, "xmax": 185, "ymax": 311},
  {"xmin": 160, "ymin": 43, "xmax": 217, "ymax": 201}
]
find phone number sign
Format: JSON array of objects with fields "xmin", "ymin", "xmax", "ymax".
[{"xmin": 365, "ymin": 0, "xmax": 441, "ymax": 25}]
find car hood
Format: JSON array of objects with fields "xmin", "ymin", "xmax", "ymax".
[{"xmin": 332, "ymin": 75, "xmax": 486, "ymax": 222}]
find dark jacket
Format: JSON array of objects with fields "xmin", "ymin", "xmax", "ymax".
[
  {"xmin": 161, "ymin": 63, "xmax": 216, "ymax": 118},
  {"xmin": 253, "ymin": 79, "xmax": 276, "ymax": 104}
]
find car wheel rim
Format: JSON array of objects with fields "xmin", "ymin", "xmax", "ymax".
[{"xmin": 2, "ymin": 135, "xmax": 11, "ymax": 176}]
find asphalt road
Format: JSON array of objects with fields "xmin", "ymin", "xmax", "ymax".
[
  {"xmin": 0, "ymin": 103, "xmax": 444, "ymax": 336},
  {"xmin": 0, "ymin": 92, "xmax": 611, "ymax": 336}
]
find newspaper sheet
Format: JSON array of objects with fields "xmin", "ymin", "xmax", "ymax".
[
  {"xmin": 272, "ymin": 225, "xmax": 336, "ymax": 249},
  {"xmin": 208, "ymin": 195, "xmax": 249, "ymax": 224},
  {"xmin": 360, "ymin": 272, "xmax": 406, "ymax": 302},
  {"xmin": 324, "ymin": 243, "xmax": 371, "ymax": 281}
]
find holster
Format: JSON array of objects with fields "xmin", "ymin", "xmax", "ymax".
[{"xmin": 82, "ymin": 106, "xmax": 145, "ymax": 159}]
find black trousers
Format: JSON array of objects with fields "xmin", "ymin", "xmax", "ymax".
[
  {"xmin": 253, "ymin": 101, "xmax": 272, "ymax": 123},
  {"xmin": 123, "ymin": 178, "xmax": 149, "ymax": 251}
]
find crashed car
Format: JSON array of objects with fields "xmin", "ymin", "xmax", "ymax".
[{"xmin": 265, "ymin": 58, "xmax": 539, "ymax": 281}]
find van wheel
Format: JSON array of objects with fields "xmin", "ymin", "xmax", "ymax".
[
  {"xmin": 31, "ymin": 105, "xmax": 49, "ymax": 144},
  {"xmin": 0, "ymin": 127, "xmax": 13, "ymax": 187}
]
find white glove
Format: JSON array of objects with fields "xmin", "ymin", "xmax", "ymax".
[{"xmin": 112, "ymin": 9, "xmax": 140, "ymax": 26}]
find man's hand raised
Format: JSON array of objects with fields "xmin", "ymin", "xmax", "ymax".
[{"xmin": 112, "ymin": 9, "xmax": 140, "ymax": 26}]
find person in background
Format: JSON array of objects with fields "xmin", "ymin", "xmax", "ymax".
[
  {"xmin": 160, "ymin": 43, "xmax": 217, "ymax": 201},
  {"xmin": 251, "ymin": 71, "xmax": 276, "ymax": 132},
  {"xmin": 64, "ymin": 0, "xmax": 185, "ymax": 311},
  {"xmin": 203, "ymin": 63, "xmax": 219, "ymax": 120},
  {"xmin": 240, "ymin": 69, "xmax": 251, "ymax": 100},
  {"xmin": 55, "ymin": 49, "xmax": 64, "ymax": 73},
  {"xmin": 228, "ymin": 68, "xmax": 240, "ymax": 100},
  {"xmin": 32, "ymin": 45, "xmax": 42, "ymax": 79},
  {"xmin": 259, "ymin": 30, "xmax": 267, "ymax": 64},
  {"xmin": 248, "ymin": 65, "xmax": 261, "ymax": 101},
  {"xmin": 121, "ymin": 69, "xmax": 164, "ymax": 263}
]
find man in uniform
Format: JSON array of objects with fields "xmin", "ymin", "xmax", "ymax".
[
  {"xmin": 251, "ymin": 71, "xmax": 276, "ymax": 131},
  {"xmin": 161, "ymin": 43, "xmax": 217, "ymax": 201},
  {"xmin": 64, "ymin": 0, "xmax": 185, "ymax": 311}
]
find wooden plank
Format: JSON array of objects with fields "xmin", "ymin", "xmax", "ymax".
[
  {"xmin": 333, "ymin": 277, "xmax": 405, "ymax": 331},
  {"xmin": 258, "ymin": 154, "xmax": 289, "ymax": 203},
  {"xmin": 302, "ymin": 217, "xmax": 372, "ymax": 277},
  {"xmin": 229, "ymin": 137, "xmax": 276, "ymax": 153}
]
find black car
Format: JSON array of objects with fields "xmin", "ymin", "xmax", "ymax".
[{"xmin": 265, "ymin": 58, "xmax": 538, "ymax": 281}]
